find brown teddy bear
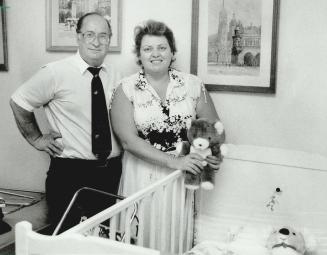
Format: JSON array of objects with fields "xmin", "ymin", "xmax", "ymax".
[{"xmin": 176, "ymin": 118, "xmax": 227, "ymax": 190}]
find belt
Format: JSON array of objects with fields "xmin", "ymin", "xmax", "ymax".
[{"xmin": 51, "ymin": 155, "xmax": 122, "ymax": 168}]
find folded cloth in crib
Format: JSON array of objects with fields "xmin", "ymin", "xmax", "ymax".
[
  {"xmin": 184, "ymin": 240, "xmax": 270, "ymax": 255},
  {"xmin": 184, "ymin": 241, "xmax": 227, "ymax": 255}
]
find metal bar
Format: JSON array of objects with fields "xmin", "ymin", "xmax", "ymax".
[
  {"xmin": 52, "ymin": 187, "xmax": 125, "ymax": 235},
  {"xmin": 0, "ymin": 190, "xmax": 35, "ymax": 199},
  {"xmin": 5, "ymin": 201, "xmax": 33, "ymax": 206},
  {"xmin": 0, "ymin": 187, "xmax": 44, "ymax": 194}
]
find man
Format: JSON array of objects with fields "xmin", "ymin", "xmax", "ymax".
[{"xmin": 10, "ymin": 13, "xmax": 122, "ymax": 231}]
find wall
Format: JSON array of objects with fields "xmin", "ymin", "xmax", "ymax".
[
  {"xmin": 212, "ymin": 0, "xmax": 327, "ymax": 156},
  {"xmin": 0, "ymin": 0, "xmax": 326, "ymax": 191}
]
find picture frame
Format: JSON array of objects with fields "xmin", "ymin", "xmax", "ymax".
[
  {"xmin": 0, "ymin": 0, "xmax": 8, "ymax": 71},
  {"xmin": 190, "ymin": 0, "xmax": 279, "ymax": 93},
  {"xmin": 46, "ymin": 0, "xmax": 122, "ymax": 52}
]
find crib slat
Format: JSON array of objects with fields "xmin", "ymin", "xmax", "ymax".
[
  {"xmin": 137, "ymin": 198, "xmax": 145, "ymax": 246},
  {"xmin": 160, "ymin": 184, "xmax": 168, "ymax": 252},
  {"xmin": 185, "ymin": 190, "xmax": 194, "ymax": 250},
  {"xmin": 178, "ymin": 176, "xmax": 185, "ymax": 254},
  {"xmin": 149, "ymin": 192, "xmax": 156, "ymax": 249},
  {"xmin": 109, "ymin": 215, "xmax": 117, "ymax": 240},
  {"xmin": 170, "ymin": 178, "xmax": 178, "ymax": 254},
  {"xmin": 124, "ymin": 207, "xmax": 131, "ymax": 244},
  {"xmin": 119, "ymin": 209, "xmax": 126, "ymax": 240}
]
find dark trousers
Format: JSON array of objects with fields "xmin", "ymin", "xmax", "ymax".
[{"xmin": 45, "ymin": 156, "xmax": 122, "ymax": 233}]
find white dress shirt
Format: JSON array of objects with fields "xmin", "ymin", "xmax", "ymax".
[{"xmin": 11, "ymin": 52, "xmax": 121, "ymax": 159}]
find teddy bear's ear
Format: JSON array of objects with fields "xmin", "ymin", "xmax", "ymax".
[
  {"xmin": 263, "ymin": 225, "xmax": 275, "ymax": 248},
  {"xmin": 186, "ymin": 118, "xmax": 193, "ymax": 129},
  {"xmin": 214, "ymin": 121, "xmax": 224, "ymax": 134},
  {"xmin": 301, "ymin": 228, "xmax": 317, "ymax": 253},
  {"xmin": 264, "ymin": 225, "xmax": 275, "ymax": 236},
  {"xmin": 220, "ymin": 144, "xmax": 228, "ymax": 156}
]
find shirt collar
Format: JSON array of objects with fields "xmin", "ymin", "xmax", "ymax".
[
  {"xmin": 135, "ymin": 68, "xmax": 185, "ymax": 91},
  {"xmin": 74, "ymin": 51, "xmax": 108, "ymax": 74}
]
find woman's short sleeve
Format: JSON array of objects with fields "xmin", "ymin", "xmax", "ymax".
[
  {"xmin": 117, "ymin": 73, "xmax": 138, "ymax": 103},
  {"xmin": 185, "ymin": 73, "xmax": 206, "ymax": 103}
]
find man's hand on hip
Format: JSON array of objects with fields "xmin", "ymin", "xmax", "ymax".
[{"xmin": 34, "ymin": 132, "xmax": 64, "ymax": 157}]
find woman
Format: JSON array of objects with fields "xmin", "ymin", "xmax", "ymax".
[{"xmin": 111, "ymin": 20, "xmax": 224, "ymax": 251}]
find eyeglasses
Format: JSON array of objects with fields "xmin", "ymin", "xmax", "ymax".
[{"xmin": 79, "ymin": 31, "xmax": 110, "ymax": 44}]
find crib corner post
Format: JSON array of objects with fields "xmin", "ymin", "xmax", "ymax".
[{"xmin": 15, "ymin": 221, "xmax": 32, "ymax": 255}]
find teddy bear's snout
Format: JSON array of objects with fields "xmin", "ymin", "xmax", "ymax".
[
  {"xmin": 193, "ymin": 138, "xmax": 209, "ymax": 150},
  {"xmin": 279, "ymin": 228, "xmax": 290, "ymax": 235},
  {"xmin": 197, "ymin": 143, "xmax": 204, "ymax": 148}
]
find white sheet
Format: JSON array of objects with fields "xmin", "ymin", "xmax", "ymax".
[{"xmin": 193, "ymin": 144, "xmax": 327, "ymax": 254}]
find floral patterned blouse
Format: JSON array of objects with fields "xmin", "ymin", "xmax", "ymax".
[{"xmin": 119, "ymin": 68, "xmax": 205, "ymax": 152}]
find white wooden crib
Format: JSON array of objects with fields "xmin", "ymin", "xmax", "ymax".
[{"xmin": 15, "ymin": 144, "xmax": 327, "ymax": 255}]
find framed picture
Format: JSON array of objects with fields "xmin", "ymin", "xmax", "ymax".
[
  {"xmin": 0, "ymin": 0, "xmax": 8, "ymax": 71},
  {"xmin": 190, "ymin": 0, "xmax": 279, "ymax": 93},
  {"xmin": 46, "ymin": 0, "xmax": 122, "ymax": 52}
]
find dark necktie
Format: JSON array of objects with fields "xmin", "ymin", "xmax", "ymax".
[{"xmin": 88, "ymin": 67, "xmax": 112, "ymax": 160}]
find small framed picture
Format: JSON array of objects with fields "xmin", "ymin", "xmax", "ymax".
[
  {"xmin": 0, "ymin": 0, "xmax": 8, "ymax": 71},
  {"xmin": 191, "ymin": 0, "xmax": 279, "ymax": 93},
  {"xmin": 46, "ymin": 0, "xmax": 122, "ymax": 52}
]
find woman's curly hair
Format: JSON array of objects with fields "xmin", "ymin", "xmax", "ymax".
[{"xmin": 133, "ymin": 20, "xmax": 177, "ymax": 66}]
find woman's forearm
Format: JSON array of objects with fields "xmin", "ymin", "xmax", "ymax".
[{"xmin": 120, "ymin": 134, "xmax": 178, "ymax": 169}]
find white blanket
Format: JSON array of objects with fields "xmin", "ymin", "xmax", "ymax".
[{"xmin": 185, "ymin": 240, "xmax": 270, "ymax": 255}]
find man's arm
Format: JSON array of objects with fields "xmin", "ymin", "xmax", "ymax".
[{"xmin": 9, "ymin": 99, "xmax": 63, "ymax": 157}]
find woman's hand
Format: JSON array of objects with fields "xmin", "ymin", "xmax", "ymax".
[
  {"xmin": 206, "ymin": 155, "xmax": 222, "ymax": 172},
  {"xmin": 171, "ymin": 153, "xmax": 204, "ymax": 175}
]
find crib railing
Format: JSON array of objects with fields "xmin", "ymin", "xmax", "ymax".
[{"xmin": 61, "ymin": 170, "xmax": 190, "ymax": 255}]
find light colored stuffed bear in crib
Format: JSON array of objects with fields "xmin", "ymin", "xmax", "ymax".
[
  {"xmin": 266, "ymin": 226, "xmax": 316, "ymax": 255},
  {"xmin": 184, "ymin": 225, "xmax": 316, "ymax": 255}
]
